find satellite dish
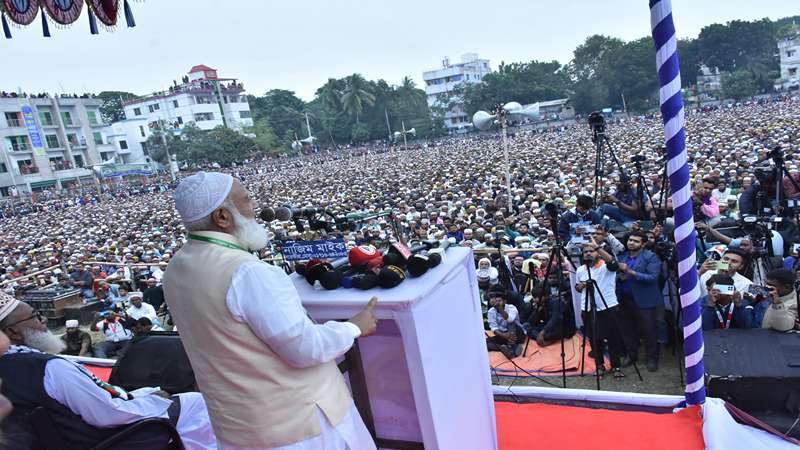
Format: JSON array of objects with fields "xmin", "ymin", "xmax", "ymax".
[{"xmin": 472, "ymin": 110, "xmax": 496, "ymax": 131}]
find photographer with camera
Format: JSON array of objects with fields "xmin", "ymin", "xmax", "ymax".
[
  {"xmin": 761, "ymin": 269, "xmax": 799, "ymax": 332},
  {"xmin": 739, "ymin": 164, "xmax": 786, "ymax": 217}
]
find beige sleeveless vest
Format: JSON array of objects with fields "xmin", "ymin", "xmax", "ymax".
[{"xmin": 163, "ymin": 231, "xmax": 352, "ymax": 447}]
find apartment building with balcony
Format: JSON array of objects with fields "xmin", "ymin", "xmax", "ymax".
[
  {"xmin": 422, "ymin": 53, "xmax": 491, "ymax": 132},
  {"xmin": 0, "ymin": 95, "xmax": 130, "ymax": 196},
  {"xmin": 121, "ymin": 65, "xmax": 253, "ymax": 142}
]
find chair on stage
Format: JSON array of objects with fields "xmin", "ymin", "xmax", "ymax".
[{"xmin": 28, "ymin": 406, "xmax": 184, "ymax": 450}]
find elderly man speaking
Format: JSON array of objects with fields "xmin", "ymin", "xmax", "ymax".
[{"xmin": 164, "ymin": 172, "xmax": 378, "ymax": 450}]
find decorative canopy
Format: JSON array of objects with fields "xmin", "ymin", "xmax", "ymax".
[{"xmin": 0, "ymin": 0, "xmax": 138, "ymax": 38}]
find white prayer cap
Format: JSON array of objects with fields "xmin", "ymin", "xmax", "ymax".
[
  {"xmin": 65, "ymin": 320, "xmax": 79, "ymax": 328},
  {"xmin": 173, "ymin": 172, "xmax": 234, "ymax": 223},
  {"xmin": 129, "ymin": 292, "xmax": 143, "ymax": 300},
  {"xmin": 0, "ymin": 291, "xmax": 20, "ymax": 322}
]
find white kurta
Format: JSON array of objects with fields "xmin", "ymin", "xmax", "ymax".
[
  {"xmin": 222, "ymin": 261, "xmax": 376, "ymax": 450},
  {"xmin": 8, "ymin": 346, "xmax": 217, "ymax": 449}
]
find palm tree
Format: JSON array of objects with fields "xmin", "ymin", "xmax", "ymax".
[{"xmin": 340, "ymin": 74, "xmax": 375, "ymax": 124}]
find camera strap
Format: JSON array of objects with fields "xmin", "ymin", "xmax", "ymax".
[{"xmin": 715, "ymin": 303, "xmax": 734, "ymax": 330}]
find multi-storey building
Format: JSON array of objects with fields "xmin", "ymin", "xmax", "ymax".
[
  {"xmin": 776, "ymin": 32, "xmax": 800, "ymax": 91},
  {"xmin": 121, "ymin": 65, "xmax": 253, "ymax": 143},
  {"xmin": 423, "ymin": 53, "xmax": 491, "ymax": 132},
  {"xmin": 0, "ymin": 95, "xmax": 144, "ymax": 197}
]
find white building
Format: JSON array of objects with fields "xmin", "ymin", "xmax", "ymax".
[
  {"xmin": 0, "ymin": 95, "xmax": 144, "ymax": 197},
  {"xmin": 121, "ymin": 65, "xmax": 253, "ymax": 139},
  {"xmin": 423, "ymin": 53, "xmax": 491, "ymax": 132},
  {"xmin": 776, "ymin": 33, "xmax": 800, "ymax": 91},
  {"xmin": 696, "ymin": 65, "xmax": 722, "ymax": 98}
]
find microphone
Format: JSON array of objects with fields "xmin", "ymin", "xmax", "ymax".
[
  {"xmin": 408, "ymin": 239, "xmax": 452, "ymax": 277},
  {"xmin": 260, "ymin": 206, "xmax": 327, "ymax": 222}
]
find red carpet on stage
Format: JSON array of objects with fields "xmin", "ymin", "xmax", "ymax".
[
  {"xmin": 495, "ymin": 401, "xmax": 704, "ymax": 450},
  {"xmin": 488, "ymin": 334, "xmax": 602, "ymax": 377}
]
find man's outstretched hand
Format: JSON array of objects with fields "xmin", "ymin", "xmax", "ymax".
[{"xmin": 349, "ymin": 297, "xmax": 379, "ymax": 337}]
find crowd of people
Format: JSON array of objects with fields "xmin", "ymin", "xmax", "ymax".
[{"xmin": 0, "ymin": 95, "xmax": 797, "ymax": 369}]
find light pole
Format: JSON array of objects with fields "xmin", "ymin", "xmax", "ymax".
[{"xmin": 472, "ymin": 101, "xmax": 539, "ymax": 211}]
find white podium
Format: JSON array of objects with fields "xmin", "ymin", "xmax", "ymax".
[{"xmin": 292, "ymin": 247, "xmax": 497, "ymax": 450}]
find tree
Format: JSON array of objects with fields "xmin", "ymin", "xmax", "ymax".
[
  {"xmin": 245, "ymin": 118, "xmax": 278, "ymax": 153},
  {"xmin": 247, "ymin": 89, "xmax": 306, "ymax": 149},
  {"xmin": 340, "ymin": 74, "xmax": 376, "ymax": 123},
  {"xmin": 722, "ymin": 70, "xmax": 757, "ymax": 100},
  {"xmin": 95, "ymin": 91, "xmax": 137, "ymax": 123}
]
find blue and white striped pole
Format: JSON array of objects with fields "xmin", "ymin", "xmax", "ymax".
[{"xmin": 649, "ymin": 0, "xmax": 706, "ymax": 405}]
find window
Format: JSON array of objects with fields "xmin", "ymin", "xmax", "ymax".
[
  {"xmin": 788, "ymin": 50, "xmax": 796, "ymax": 58},
  {"xmin": 148, "ymin": 104, "xmax": 155, "ymax": 113},
  {"xmin": 45, "ymin": 134, "xmax": 60, "ymax": 148},
  {"xmin": 0, "ymin": 163, "xmax": 6, "ymax": 173},
  {"xmin": 7, "ymin": 136, "xmax": 29, "ymax": 151},
  {"xmin": 139, "ymin": 126, "xmax": 146, "ymax": 137},
  {"xmin": 133, "ymin": 107, "xmax": 141, "ymax": 116},
  {"xmin": 101, "ymin": 151, "xmax": 115, "ymax": 161},
  {"xmin": 141, "ymin": 142, "xmax": 149, "ymax": 155},
  {"xmin": 60, "ymin": 111, "xmax": 73, "ymax": 125},
  {"xmin": 74, "ymin": 155, "xmax": 84, "ymax": 168},
  {"xmin": 66, "ymin": 133, "xmax": 78, "ymax": 147},
  {"xmin": 119, "ymin": 140, "xmax": 128, "ymax": 150},
  {"xmin": 176, "ymin": 116, "xmax": 183, "ymax": 125},
  {"xmin": 790, "ymin": 68, "xmax": 798, "ymax": 76},
  {"xmin": 195, "ymin": 96, "xmax": 214, "ymax": 104},
  {"xmin": 4, "ymin": 112, "xmax": 21, "ymax": 127},
  {"xmin": 194, "ymin": 112, "xmax": 214, "ymax": 121},
  {"xmin": 49, "ymin": 157, "xmax": 67, "ymax": 171},
  {"xmin": 93, "ymin": 132, "xmax": 103, "ymax": 145},
  {"xmin": 173, "ymin": 100, "xmax": 179, "ymax": 108},
  {"xmin": 39, "ymin": 111, "xmax": 53, "ymax": 126},
  {"xmin": 87, "ymin": 111, "xmax": 99, "ymax": 125},
  {"xmin": 239, "ymin": 111, "xmax": 252, "ymax": 119}
]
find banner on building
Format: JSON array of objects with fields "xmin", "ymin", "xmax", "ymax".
[{"xmin": 20, "ymin": 105, "xmax": 44, "ymax": 156}]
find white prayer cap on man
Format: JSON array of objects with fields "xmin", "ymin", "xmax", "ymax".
[
  {"xmin": 65, "ymin": 320, "xmax": 79, "ymax": 328},
  {"xmin": 173, "ymin": 171, "xmax": 234, "ymax": 223},
  {"xmin": 0, "ymin": 291, "xmax": 20, "ymax": 322}
]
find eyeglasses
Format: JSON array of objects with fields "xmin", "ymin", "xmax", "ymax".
[{"xmin": 3, "ymin": 311, "xmax": 46, "ymax": 329}]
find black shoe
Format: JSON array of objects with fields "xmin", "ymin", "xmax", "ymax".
[
  {"xmin": 500, "ymin": 345, "xmax": 516, "ymax": 361},
  {"xmin": 646, "ymin": 359, "xmax": 659, "ymax": 372}
]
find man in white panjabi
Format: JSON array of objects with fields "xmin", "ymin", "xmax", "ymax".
[{"xmin": 164, "ymin": 172, "xmax": 379, "ymax": 450}]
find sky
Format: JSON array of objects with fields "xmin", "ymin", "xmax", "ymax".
[{"xmin": 1, "ymin": 0, "xmax": 797, "ymax": 101}]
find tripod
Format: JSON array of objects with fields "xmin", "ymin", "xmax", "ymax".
[
  {"xmin": 578, "ymin": 258, "xmax": 643, "ymax": 389},
  {"xmin": 522, "ymin": 230, "xmax": 574, "ymax": 389},
  {"xmin": 589, "ymin": 112, "xmax": 626, "ymax": 210}
]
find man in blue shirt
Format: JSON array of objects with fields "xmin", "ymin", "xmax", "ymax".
[
  {"xmin": 557, "ymin": 195, "xmax": 602, "ymax": 241},
  {"xmin": 600, "ymin": 177, "xmax": 640, "ymax": 225},
  {"xmin": 616, "ymin": 231, "xmax": 663, "ymax": 372}
]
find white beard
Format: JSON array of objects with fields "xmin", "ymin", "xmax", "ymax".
[
  {"xmin": 23, "ymin": 328, "xmax": 66, "ymax": 355},
  {"xmin": 231, "ymin": 208, "xmax": 269, "ymax": 251}
]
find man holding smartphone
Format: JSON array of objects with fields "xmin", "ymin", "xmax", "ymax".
[
  {"xmin": 698, "ymin": 248, "xmax": 752, "ymax": 297},
  {"xmin": 762, "ymin": 269, "xmax": 799, "ymax": 332},
  {"xmin": 701, "ymin": 274, "xmax": 753, "ymax": 330}
]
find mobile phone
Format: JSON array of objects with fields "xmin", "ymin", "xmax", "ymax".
[
  {"xmin": 747, "ymin": 285, "xmax": 769, "ymax": 297},
  {"xmin": 793, "ymin": 243, "xmax": 800, "ymax": 255},
  {"xmin": 716, "ymin": 261, "xmax": 729, "ymax": 271},
  {"xmin": 713, "ymin": 284, "xmax": 735, "ymax": 295}
]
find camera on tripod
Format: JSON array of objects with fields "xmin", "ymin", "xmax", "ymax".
[{"xmin": 587, "ymin": 111, "xmax": 606, "ymax": 143}]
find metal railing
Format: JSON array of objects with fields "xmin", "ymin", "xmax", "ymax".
[{"xmin": 5, "ymin": 118, "xmax": 23, "ymax": 127}]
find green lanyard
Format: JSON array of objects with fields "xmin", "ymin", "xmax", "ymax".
[{"xmin": 188, "ymin": 234, "xmax": 247, "ymax": 252}]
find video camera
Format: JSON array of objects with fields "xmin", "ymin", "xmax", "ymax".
[{"xmin": 587, "ymin": 111, "xmax": 606, "ymax": 143}]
